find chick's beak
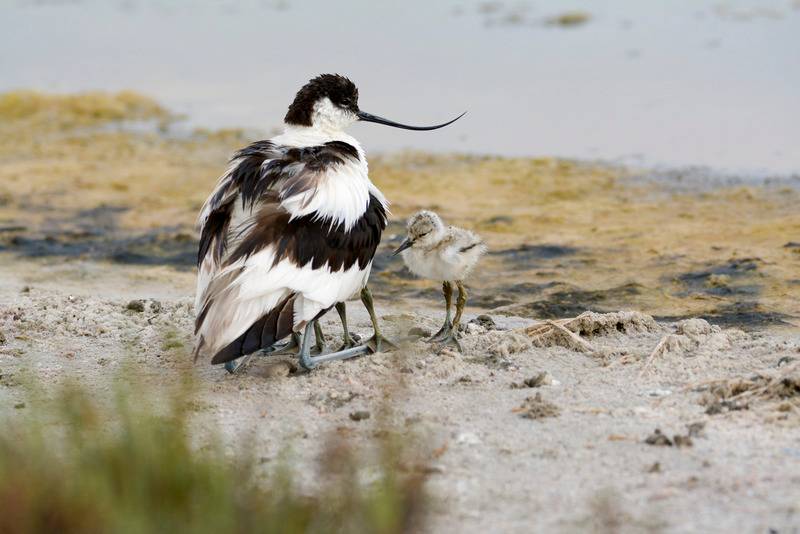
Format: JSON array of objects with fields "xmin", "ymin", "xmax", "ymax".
[{"xmin": 393, "ymin": 238, "xmax": 414, "ymax": 256}]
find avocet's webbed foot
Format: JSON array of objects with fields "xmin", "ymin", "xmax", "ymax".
[
  {"xmin": 364, "ymin": 333, "xmax": 398, "ymax": 354},
  {"xmin": 297, "ymin": 321, "xmax": 370, "ymax": 371},
  {"xmin": 224, "ymin": 354, "xmax": 254, "ymax": 374},
  {"xmin": 428, "ymin": 318, "xmax": 453, "ymax": 342},
  {"xmin": 435, "ymin": 330, "xmax": 462, "ymax": 352},
  {"xmin": 360, "ymin": 286, "xmax": 399, "ymax": 354},
  {"xmin": 270, "ymin": 332, "xmax": 301, "ymax": 355},
  {"xmin": 335, "ymin": 301, "xmax": 359, "ymax": 350}
]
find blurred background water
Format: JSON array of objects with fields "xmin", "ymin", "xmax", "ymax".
[{"xmin": 2, "ymin": 0, "xmax": 799, "ymax": 175}]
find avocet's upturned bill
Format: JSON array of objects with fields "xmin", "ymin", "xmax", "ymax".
[{"xmin": 193, "ymin": 74, "xmax": 465, "ymax": 371}]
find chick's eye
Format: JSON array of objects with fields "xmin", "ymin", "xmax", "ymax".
[{"xmin": 418, "ymin": 232, "xmax": 429, "ymax": 238}]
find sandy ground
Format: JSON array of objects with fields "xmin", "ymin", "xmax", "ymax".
[
  {"xmin": 2, "ymin": 257, "xmax": 799, "ymax": 533},
  {"xmin": 2, "ymin": 92, "xmax": 800, "ymax": 532}
]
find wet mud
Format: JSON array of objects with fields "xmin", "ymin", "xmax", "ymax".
[{"xmin": 1, "ymin": 91, "xmax": 798, "ymax": 331}]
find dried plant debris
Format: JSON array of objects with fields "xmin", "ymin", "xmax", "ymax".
[
  {"xmin": 513, "ymin": 393, "xmax": 560, "ymax": 420},
  {"xmin": 698, "ymin": 363, "xmax": 800, "ymax": 415},
  {"xmin": 510, "ymin": 371, "xmax": 554, "ymax": 389},
  {"xmin": 641, "ymin": 318, "xmax": 748, "ymax": 375},
  {"xmin": 519, "ymin": 311, "xmax": 659, "ymax": 354},
  {"xmin": 308, "ymin": 390, "xmax": 359, "ymax": 410}
]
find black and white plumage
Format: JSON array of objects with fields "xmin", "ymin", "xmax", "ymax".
[{"xmin": 194, "ymin": 74, "xmax": 464, "ymax": 368}]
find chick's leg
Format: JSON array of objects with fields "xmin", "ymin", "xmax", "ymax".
[
  {"xmin": 429, "ymin": 281, "xmax": 453, "ymax": 342},
  {"xmin": 437, "ymin": 280, "xmax": 465, "ymax": 352}
]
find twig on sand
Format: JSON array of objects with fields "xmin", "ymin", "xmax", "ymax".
[
  {"xmin": 545, "ymin": 320, "xmax": 595, "ymax": 353},
  {"xmin": 639, "ymin": 334, "xmax": 671, "ymax": 377}
]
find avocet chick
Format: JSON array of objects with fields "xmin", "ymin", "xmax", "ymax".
[{"xmin": 393, "ymin": 210, "xmax": 487, "ymax": 350}]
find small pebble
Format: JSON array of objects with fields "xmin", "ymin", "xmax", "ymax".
[
  {"xmin": 408, "ymin": 326, "xmax": 432, "ymax": 338},
  {"xmin": 126, "ymin": 300, "xmax": 145, "ymax": 313},
  {"xmin": 253, "ymin": 361, "xmax": 294, "ymax": 379},
  {"xmin": 349, "ymin": 410, "xmax": 371, "ymax": 421},
  {"xmin": 455, "ymin": 432, "xmax": 481, "ymax": 445},
  {"xmin": 469, "ymin": 314, "xmax": 497, "ymax": 331},
  {"xmin": 14, "ymin": 402, "xmax": 25, "ymax": 409},
  {"xmin": 644, "ymin": 429, "xmax": 673, "ymax": 446}
]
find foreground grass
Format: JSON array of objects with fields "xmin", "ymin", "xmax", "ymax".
[{"xmin": 0, "ymin": 378, "xmax": 427, "ymax": 534}]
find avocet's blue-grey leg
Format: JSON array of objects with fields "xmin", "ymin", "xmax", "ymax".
[
  {"xmin": 225, "ymin": 330, "xmax": 301, "ymax": 374},
  {"xmin": 437, "ymin": 280, "xmax": 464, "ymax": 352},
  {"xmin": 298, "ymin": 319, "xmax": 371, "ymax": 371},
  {"xmin": 429, "ymin": 281, "xmax": 453, "ymax": 342},
  {"xmin": 360, "ymin": 286, "xmax": 397, "ymax": 353},
  {"xmin": 225, "ymin": 356, "xmax": 252, "ymax": 374},
  {"xmin": 335, "ymin": 301, "xmax": 358, "ymax": 350}
]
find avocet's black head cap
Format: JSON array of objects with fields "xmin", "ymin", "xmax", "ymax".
[
  {"xmin": 285, "ymin": 74, "xmax": 359, "ymax": 126},
  {"xmin": 285, "ymin": 73, "xmax": 466, "ymax": 131}
]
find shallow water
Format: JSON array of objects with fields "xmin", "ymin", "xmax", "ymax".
[{"xmin": 3, "ymin": 0, "xmax": 800, "ymax": 175}]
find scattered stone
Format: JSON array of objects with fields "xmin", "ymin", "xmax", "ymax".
[
  {"xmin": 0, "ymin": 330, "xmax": 5, "ymax": 344},
  {"xmin": 457, "ymin": 375, "xmax": 473, "ymax": 384},
  {"xmin": 252, "ymin": 361, "xmax": 294, "ymax": 379},
  {"xmin": 21, "ymin": 285, "xmax": 31, "ymax": 293},
  {"xmin": 349, "ymin": 410, "xmax": 371, "ymax": 422},
  {"xmin": 149, "ymin": 300, "xmax": 163, "ymax": 313},
  {"xmin": 14, "ymin": 402, "xmax": 25, "ymax": 409},
  {"xmin": 308, "ymin": 390, "xmax": 358, "ymax": 409},
  {"xmin": 469, "ymin": 314, "xmax": 497, "ymax": 331},
  {"xmin": 686, "ymin": 422, "xmax": 706, "ymax": 438},
  {"xmin": 646, "ymin": 389, "xmax": 672, "ymax": 397},
  {"xmin": 644, "ymin": 428, "xmax": 693, "ymax": 447},
  {"xmin": 514, "ymin": 393, "xmax": 560, "ymax": 419},
  {"xmin": 407, "ymin": 326, "xmax": 431, "ymax": 338},
  {"xmin": 97, "ymin": 357, "xmax": 109, "ymax": 366},
  {"xmin": 455, "ymin": 432, "xmax": 482, "ymax": 445},
  {"xmin": 705, "ymin": 400, "xmax": 748, "ymax": 415},
  {"xmin": 644, "ymin": 429, "xmax": 673, "ymax": 446},
  {"xmin": 777, "ymin": 356, "xmax": 795, "ymax": 368},
  {"xmin": 511, "ymin": 371, "xmax": 553, "ymax": 389},
  {"xmin": 126, "ymin": 299, "xmax": 145, "ymax": 313},
  {"xmin": 647, "ymin": 462, "xmax": 661, "ymax": 473},
  {"xmin": 439, "ymin": 346, "xmax": 460, "ymax": 358}
]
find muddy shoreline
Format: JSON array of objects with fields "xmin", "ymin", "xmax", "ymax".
[{"xmin": 2, "ymin": 91, "xmax": 800, "ymax": 532}]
